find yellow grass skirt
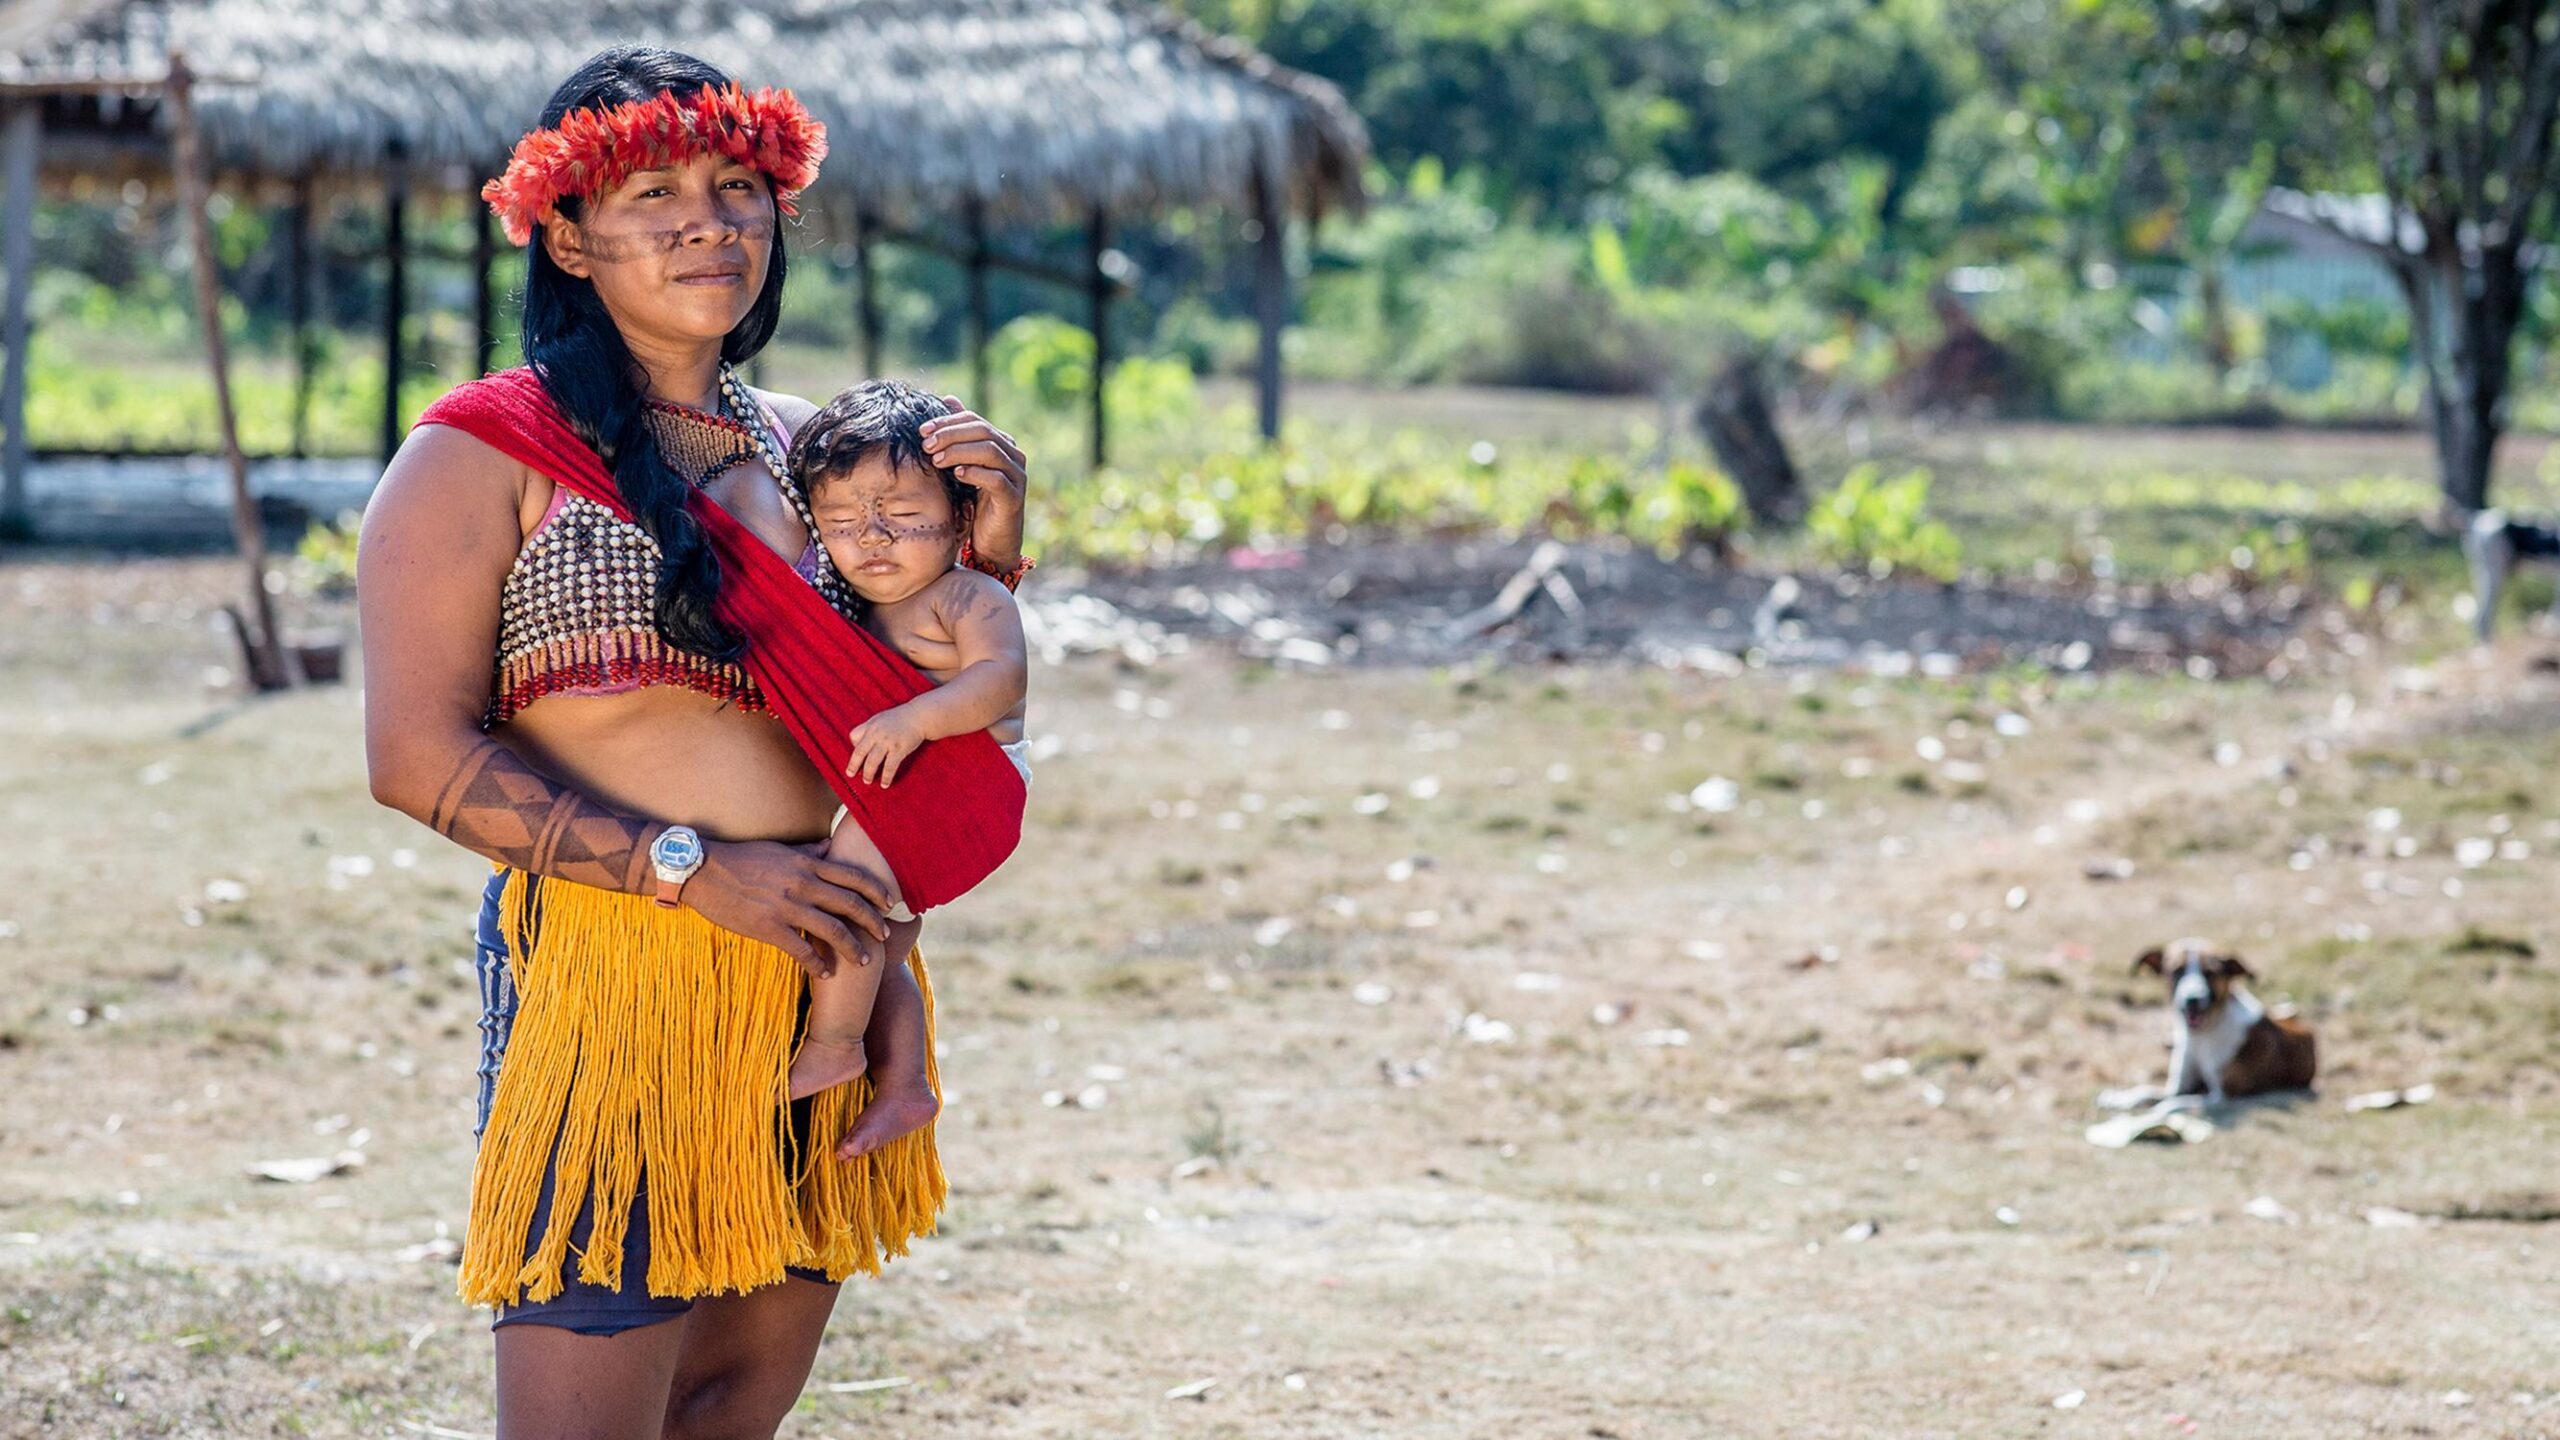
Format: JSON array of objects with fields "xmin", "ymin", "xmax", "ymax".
[{"xmin": 456, "ymin": 865, "xmax": 946, "ymax": 1308}]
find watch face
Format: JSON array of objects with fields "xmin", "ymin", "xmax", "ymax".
[{"xmin": 653, "ymin": 826, "xmax": 704, "ymax": 872}]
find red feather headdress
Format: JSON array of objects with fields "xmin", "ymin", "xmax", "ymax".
[{"xmin": 481, "ymin": 83, "xmax": 828, "ymax": 246}]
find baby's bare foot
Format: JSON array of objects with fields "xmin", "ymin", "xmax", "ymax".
[
  {"xmin": 787, "ymin": 1035, "xmax": 869, "ymax": 1101},
  {"xmin": 836, "ymin": 1073, "xmax": 942, "ymax": 1160}
]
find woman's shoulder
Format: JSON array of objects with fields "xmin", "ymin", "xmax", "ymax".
[
  {"xmin": 388, "ymin": 390, "xmax": 544, "ymax": 534},
  {"xmin": 390, "ymin": 410, "xmax": 530, "ymax": 488},
  {"xmin": 747, "ymin": 384, "xmax": 820, "ymax": 440}
]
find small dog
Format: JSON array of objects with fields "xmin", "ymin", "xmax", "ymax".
[
  {"xmin": 2132, "ymin": 939, "xmax": 2317, "ymax": 1104},
  {"xmin": 2463, "ymin": 509, "xmax": 2560, "ymax": 641}
]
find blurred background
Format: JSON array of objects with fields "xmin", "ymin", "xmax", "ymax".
[{"xmin": 5, "ymin": 2, "xmax": 2560, "ymax": 1436}]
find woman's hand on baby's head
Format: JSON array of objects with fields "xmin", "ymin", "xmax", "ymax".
[
  {"xmin": 846, "ymin": 707, "xmax": 930, "ymax": 787},
  {"xmin": 920, "ymin": 397, "xmax": 1027, "ymax": 512}
]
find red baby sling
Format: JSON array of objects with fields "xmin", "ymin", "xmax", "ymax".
[{"xmin": 415, "ymin": 366, "xmax": 1025, "ymax": 911}]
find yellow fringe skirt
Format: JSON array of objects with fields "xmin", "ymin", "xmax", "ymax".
[{"xmin": 457, "ymin": 865, "xmax": 946, "ymax": 1308}]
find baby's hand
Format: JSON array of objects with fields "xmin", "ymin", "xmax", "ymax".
[{"xmin": 846, "ymin": 706, "xmax": 930, "ymax": 786}]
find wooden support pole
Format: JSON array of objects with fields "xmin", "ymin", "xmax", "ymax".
[
  {"xmin": 287, "ymin": 171, "xmax": 314, "ymax": 457},
  {"xmin": 965, "ymin": 195, "xmax": 990, "ymax": 406},
  {"xmin": 472, "ymin": 198, "xmax": 496, "ymax": 376},
  {"xmin": 0, "ymin": 99, "xmax": 38, "ymax": 536},
  {"xmin": 1087, "ymin": 204, "xmax": 1110, "ymax": 470},
  {"xmin": 853, "ymin": 203, "xmax": 882, "ymax": 377},
  {"xmin": 169, "ymin": 56, "xmax": 292, "ymax": 689},
  {"xmin": 1252, "ymin": 171, "xmax": 1287, "ymax": 444},
  {"xmin": 379, "ymin": 140, "xmax": 407, "ymax": 465},
  {"xmin": 864, "ymin": 216, "xmax": 1126, "ymax": 292}
]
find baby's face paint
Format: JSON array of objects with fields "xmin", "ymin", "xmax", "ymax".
[{"xmin": 808, "ymin": 455, "xmax": 966, "ymax": 606}]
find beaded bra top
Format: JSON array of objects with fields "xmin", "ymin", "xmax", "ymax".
[{"xmin": 483, "ymin": 373, "xmax": 857, "ymax": 729}]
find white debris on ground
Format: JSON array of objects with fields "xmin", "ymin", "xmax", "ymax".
[
  {"xmin": 2085, "ymin": 1102, "xmax": 2217, "ymax": 1148},
  {"xmin": 1052, "ymin": 536, "xmax": 2334, "ymax": 677}
]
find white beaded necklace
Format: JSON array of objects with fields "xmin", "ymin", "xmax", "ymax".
[{"xmin": 714, "ymin": 359, "xmax": 862, "ymax": 618}]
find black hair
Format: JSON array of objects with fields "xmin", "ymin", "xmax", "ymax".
[
  {"xmin": 518, "ymin": 45, "xmax": 790, "ymax": 663},
  {"xmin": 786, "ymin": 379, "xmax": 973, "ymax": 522}
]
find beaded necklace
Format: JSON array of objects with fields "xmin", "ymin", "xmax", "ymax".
[
  {"xmin": 639, "ymin": 396, "xmax": 761, "ymax": 488},
  {"xmin": 712, "ymin": 361, "xmax": 862, "ymax": 619}
]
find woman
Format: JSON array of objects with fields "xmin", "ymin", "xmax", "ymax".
[{"xmin": 359, "ymin": 47, "xmax": 1030, "ymax": 1438}]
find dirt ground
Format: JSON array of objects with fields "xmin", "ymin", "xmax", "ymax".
[{"xmin": 5, "ymin": 551, "xmax": 2560, "ymax": 1439}]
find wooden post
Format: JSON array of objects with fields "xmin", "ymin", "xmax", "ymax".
[
  {"xmin": 1252, "ymin": 169, "xmax": 1287, "ymax": 443},
  {"xmin": 965, "ymin": 195, "xmax": 990, "ymax": 406},
  {"xmin": 0, "ymin": 99, "xmax": 39, "ymax": 536},
  {"xmin": 380, "ymin": 139, "xmax": 408, "ymax": 465},
  {"xmin": 1087, "ymin": 204, "xmax": 1110, "ymax": 470},
  {"xmin": 169, "ymin": 55, "xmax": 292, "ymax": 689},
  {"xmin": 853, "ymin": 202, "xmax": 882, "ymax": 377},
  {"xmin": 472, "ymin": 198, "xmax": 496, "ymax": 376},
  {"xmin": 287, "ymin": 171, "xmax": 314, "ymax": 457}
]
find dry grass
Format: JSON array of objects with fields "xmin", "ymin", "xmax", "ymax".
[{"xmin": 5, "ymin": 551, "xmax": 2560, "ymax": 1438}]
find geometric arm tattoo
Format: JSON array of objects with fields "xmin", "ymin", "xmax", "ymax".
[{"xmin": 425, "ymin": 737, "xmax": 659, "ymax": 893}]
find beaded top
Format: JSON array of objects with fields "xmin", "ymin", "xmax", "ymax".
[{"xmin": 480, "ymin": 371, "xmax": 853, "ymax": 729}]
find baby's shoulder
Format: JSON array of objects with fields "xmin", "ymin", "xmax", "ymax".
[{"xmin": 927, "ymin": 564, "xmax": 1018, "ymax": 614}]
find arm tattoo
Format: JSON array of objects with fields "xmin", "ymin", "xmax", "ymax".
[{"xmin": 425, "ymin": 738, "xmax": 656, "ymax": 892}]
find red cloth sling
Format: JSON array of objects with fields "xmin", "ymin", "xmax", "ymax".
[{"xmin": 415, "ymin": 366, "xmax": 1024, "ymax": 913}]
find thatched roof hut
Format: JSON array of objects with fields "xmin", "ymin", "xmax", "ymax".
[
  {"xmin": 0, "ymin": 0, "xmax": 1366, "ymax": 225},
  {"xmin": 0, "ymin": 0, "xmax": 1369, "ymax": 522}
]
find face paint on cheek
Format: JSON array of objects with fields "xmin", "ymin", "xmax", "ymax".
[
  {"xmin": 886, "ymin": 519, "xmax": 958, "ymax": 543},
  {"xmin": 577, "ymin": 228, "xmax": 687, "ymax": 263},
  {"xmin": 856, "ymin": 501, "xmax": 959, "ymax": 546}
]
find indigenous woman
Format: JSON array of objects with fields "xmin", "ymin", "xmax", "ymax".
[{"xmin": 358, "ymin": 47, "xmax": 1031, "ymax": 1438}]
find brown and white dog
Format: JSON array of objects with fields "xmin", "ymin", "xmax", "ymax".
[{"xmin": 2132, "ymin": 939, "xmax": 2317, "ymax": 1104}]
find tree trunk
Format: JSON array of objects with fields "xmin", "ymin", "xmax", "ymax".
[
  {"xmin": 169, "ymin": 55, "xmax": 294, "ymax": 691},
  {"xmin": 2198, "ymin": 264, "xmax": 2234, "ymax": 384},
  {"xmin": 2403, "ymin": 243, "xmax": 2523, "ymax": 516},
  {"xmin": 1695, "ymin": 354, "xmax": 1804, "ymax": 526}
]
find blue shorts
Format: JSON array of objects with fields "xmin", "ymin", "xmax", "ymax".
[{"xmin": 472, "ymin": 867, "xmax": 834, "ymax": 1335}]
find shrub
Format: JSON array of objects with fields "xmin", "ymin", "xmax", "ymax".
[
  {"xmin": 292, "ymin": 509, "xmax": 363, "ymax": 597},
  {"xmin": 1807, "ymin": 464, "xmax": 1961, "ymax": 580},
  {"xmin": 1648, "ymin": 461, "xmax": 1747, "ymax": 555}
]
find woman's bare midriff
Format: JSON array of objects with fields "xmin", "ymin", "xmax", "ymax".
[{"xmin": 494, "ymin": 688, "xmax": 836, "ymax": 845}]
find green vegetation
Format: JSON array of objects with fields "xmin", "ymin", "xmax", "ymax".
[{"xmin": 1805, "ymin": 464, "xmax": 1961, "ymax": 581}]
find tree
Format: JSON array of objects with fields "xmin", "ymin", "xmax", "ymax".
[
  {"xmin": 1588, "ymin": 165, "xmax": 1910, "ymax": 525},
  {"xmin": 2183, "ymin": 0, "xmax": 2560, "ymax": 513}
]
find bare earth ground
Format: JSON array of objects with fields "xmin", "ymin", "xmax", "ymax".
[{"xmin": 5, "ymin": 553, "xmax": 2560, "ymax": 1439}]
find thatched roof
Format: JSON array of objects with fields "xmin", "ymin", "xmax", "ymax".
[{"xmin": 0, "ymin": 0, "xmax": 1368, "ymax": 225}]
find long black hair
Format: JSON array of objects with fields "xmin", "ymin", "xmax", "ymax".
[{"xmin": 518, "ymin": 45, "xmax": 790, "ymax": 662}]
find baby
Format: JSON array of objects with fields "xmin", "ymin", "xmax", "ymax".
[{"xmin": 782, "ymin": 380, "xmax": 1031, "ymax": 1155}]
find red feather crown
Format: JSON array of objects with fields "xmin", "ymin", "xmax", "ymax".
[{"xmin": 481, "ymin": 83, "xmax": 828, "ymax": 246}]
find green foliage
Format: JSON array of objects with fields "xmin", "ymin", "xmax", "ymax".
[
  {"xmin": 987, "ymin": 313, "xmax": 1203, "ymax": 434},
  {"xmin": 26, "ymin": 325, "xmax": 445, "ymax": 455},
  {"xmin": 2225, "ymin": 520, "xmax": 2310, "ymax": 585},
  {"xmin": 27, "ymin": 0, "xmax": 2534, "ymax": 466},
  {"xmin": 1390, "ymin": 226, "xmax": 1663, "ymax": 391},
  {"xmin": 1647, "ymin": 462, "xmax": 1747, "ymax": 554},
  {"xmin": 1806, "ymin": 464, "xmax": 1961, "ymax": 580},
  {"xmin": 1027, "ymin": 417, "xmax": 1744, "ymax": 567},
  {"xmin": 990, "ymin": 314, "xmax": 1098, "ymax": 411},
  {"xmin": 1173, "ymin": 0, "xmax": 1955, "ymax": 220},
  {"xmin": 291, "ymin": 510, "xmax": 363, "ymax": 598}
]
